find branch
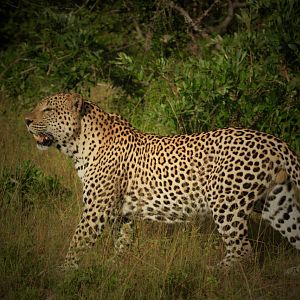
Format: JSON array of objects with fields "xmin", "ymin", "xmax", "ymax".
[
  {"xmin": 212, "ymin": 0, "xmax": 248, "ymax": 34},
  {"xmin": 195, "ymin": 0, "xmax": 220, "ymax": 25},
  {"xmin": 168, "ymin": 0, "xmax": 247, "ymax": 39},
  {"xmin": 132, "ymin": 18, "xmax": 153, "ymax": 52},
  {"xmin": 133, "ymin": 18, "xmax": 144, "ymax": 40},
  {"xmin": 169, "ymin": 1, "xmax": 201, "ymax": 33}
]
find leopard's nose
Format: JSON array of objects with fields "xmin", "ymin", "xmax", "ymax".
[{"xmin": 25, "ymin": 118, "xmax": 33, "ymax": 126}]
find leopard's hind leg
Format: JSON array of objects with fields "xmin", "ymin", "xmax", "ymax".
[
  {"xmin": 210, "ymin": 197, "xmax": 253, "ymax": 270},
  {"xmin": 262, "ymin": 173, "xmax": 300, "ymax": 274},
  {"xmin": 262, "ymin": 179, "xmax": 300, "ymax": 249}
]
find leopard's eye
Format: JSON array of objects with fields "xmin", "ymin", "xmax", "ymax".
[{"xmin": 43, "ymin": 107, "xmax": 53, "ymax": 112}]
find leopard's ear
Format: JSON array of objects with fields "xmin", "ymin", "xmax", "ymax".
[{"xmin": 69, "ymin": 93, "xmax": 83, "ymax": 113}]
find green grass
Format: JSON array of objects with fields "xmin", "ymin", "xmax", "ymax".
[{"xmin": 0, "ymin": 97, "xmax": 300, "ymax": 300}]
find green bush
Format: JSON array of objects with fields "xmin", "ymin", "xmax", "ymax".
[
  {"xmin": 0, "ymin": 160, "xmax": 72, "ymax": 210},
  {"xmin": 0, "ymin": 0, "xmax": 299, "ymax": 150},
  {"xmin": 0, "ymin": 1, "xmax": 137, "ymax": 109},
  {"xmin": 112, "ymin": 0, "xmax": 299, "ymax": 151},
  {"xmin": 114, "ymin": 38, "xmax": 299, "ymax": 149}
]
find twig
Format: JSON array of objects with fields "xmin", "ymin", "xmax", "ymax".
[
  {"xmin": 212, "ymin": 0, "xmax": 248, "ymax": 34},
  {"xmin": 169, "ymin": 1, "xmax": 201, "ymax": 33},
  {"xmin": 196, "ymin": 0, "xmax": 220, "ymax": 25},
  {"xmin": 133, "ymin": 18, "xmax": 144, "ymax": 40},
  {"xmin": 0, "ymin": 58, "xmax": 22, "ymax": 80},
  {"xmin": 169, "ymin": 0, "xmax": 247, "ymax": 36},
  {"xmin": 20, "ymin": 66, "xmax": 37, "ymax": 75},
  {"xmin": 161, "ymin": 74, "xmax": 187, "ymax": 133}
]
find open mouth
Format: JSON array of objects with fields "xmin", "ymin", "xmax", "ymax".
[{"xmin": 33, "ymin": 132, "xmax": 54, "ymax": 147}]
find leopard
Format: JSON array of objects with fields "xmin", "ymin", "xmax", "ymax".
[{"xmin": 25, "ymin": 92, "xmax": 300, "ymax": 273}]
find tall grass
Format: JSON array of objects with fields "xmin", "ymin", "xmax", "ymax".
[{"xmin": 0, "ymin": 96, "xmax": 299, "ymax": 300}]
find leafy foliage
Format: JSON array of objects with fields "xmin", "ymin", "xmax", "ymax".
[
  {"xmin": 0, "ymin": 160, "xmax": 71, "ymax": 210},
  {"xmin": 0, "ymin": 0, "xmax": 137, "ymax": 108},
  {"xmin": 0, "ymin": 0, "xmax": 299, "ymax": 150}
]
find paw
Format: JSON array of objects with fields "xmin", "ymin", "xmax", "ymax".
[
  {"xmin": 206, "ymin": 260, "xmax": 230, "ymax": 273},
  {"xmin": 285, "ymin": 265, "xmax": 300, "ymax": 275},
  {"xmin": 58, "ymin": 261, "xmax": 79, "ymax": 272}
]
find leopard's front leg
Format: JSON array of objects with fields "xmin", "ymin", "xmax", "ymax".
[
  {"xmin": 61, "ymin": 159, "xmax": 128, "ymax": 270},
  {"xmin": 61, "ymin": 178, "xmax": 117, "ymax": 270},
  {"xmin": 62, "ymin": 209, "xmax": 108, "ymax": 270}
]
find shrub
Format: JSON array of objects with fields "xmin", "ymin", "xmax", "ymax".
[
  {"xmin": 0, "ymin": 160, "xmax": 71, "ymax": 210},
  {"xmin": 0, "ymin": 0, "xmax": 299, "ymax": 150}
]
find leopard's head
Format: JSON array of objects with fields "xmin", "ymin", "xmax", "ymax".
[{"xmin": 25, "ymin": 93, "xmax": 83, "ymax": 150}]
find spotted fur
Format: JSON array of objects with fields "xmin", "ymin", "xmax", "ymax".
[{"xmin": 25, "ymin": 93, "xmax": 300, "ymax": 272}]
